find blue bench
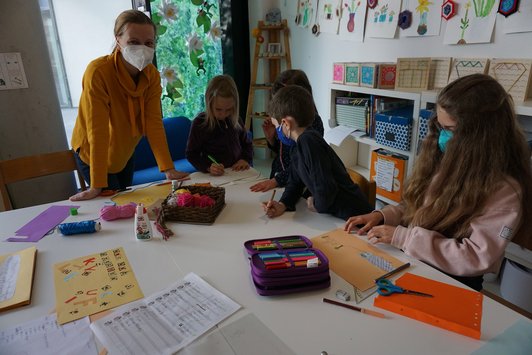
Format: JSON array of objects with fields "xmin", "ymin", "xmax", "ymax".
[{"xmin": 132, "ymin": 116, "xmax": 197, "ymax": 185}]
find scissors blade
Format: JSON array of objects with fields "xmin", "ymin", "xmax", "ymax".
[{"xmin": 404, "ymin": 290, "xmax": 433, "ymax": 297}]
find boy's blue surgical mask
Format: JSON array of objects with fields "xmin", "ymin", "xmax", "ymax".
[
  {"xmin": 276, "ymin": 124, "xmax": 296, "ymax": 147},
  {"xmin": 438, "ymin": 129, "xmax": 453, "ymax": 152}
]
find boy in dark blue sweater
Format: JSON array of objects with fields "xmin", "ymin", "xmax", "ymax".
[{"xmin": 263, "ymin": 86, "xmax": 372, "ymax": 220}]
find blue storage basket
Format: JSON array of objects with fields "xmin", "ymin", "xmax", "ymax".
[
  {"xmin": 375, "ymin": 107, "xmax": 413, "ymax": 151},
  {"xmin": 417, "ymin": 109, "xmax": 435, "ymax": 153}
]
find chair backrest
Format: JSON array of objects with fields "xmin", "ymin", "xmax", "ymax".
[
  {"xmin": 347, "ymin": 168, "xmax": 376, "ymax": 209},
  {"xmin": 0, "ymin": 149, "xmax": 87, "ymax": 210},
  {"xmin": 134, "ymin": 116, "xmax": 192, "ymax": 171}
]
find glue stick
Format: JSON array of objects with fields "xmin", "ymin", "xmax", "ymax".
[{"xmin": 134, "ymin": 203, "xmax": 152, "ymax": 241}]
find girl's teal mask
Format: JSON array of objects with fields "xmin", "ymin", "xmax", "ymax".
[{"xmin": 438, "ymin": 129, "xmax": 453, "ymax": 152}]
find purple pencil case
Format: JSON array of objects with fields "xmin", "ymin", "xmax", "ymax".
[{"xmin": 244, "ymin": 236, "xmax": 330, "ymax": 296}]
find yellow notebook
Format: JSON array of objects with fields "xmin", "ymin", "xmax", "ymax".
[{"xmin": 0, "ymin": 246, "xmax": 37, "ymax": 312}]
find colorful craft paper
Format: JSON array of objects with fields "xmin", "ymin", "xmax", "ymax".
[
  {"xmin": 6, "ymin": 205, "xmax": 79, "ymax": 242},
  {"xmin": 53, "ymin": 247, "xmax": 143, "ymax": 325}
]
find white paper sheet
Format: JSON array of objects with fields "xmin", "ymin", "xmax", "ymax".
[
  {"xmin": 190, "ymin": 167, "xmax": 261, "ymax": 186},
  {"xmin": 375, "ymin": 158, "xmax": 395, "ymax": 192},
  {"xmin": 0, "ymin": 314, "xmax": 97, "ymax": 355},
  {"xmin": 324, "ymin": 125, "xmax": 358, "ymax": 146},
  {"xmin": 0, "ymin": 255, "xmax": 19, "ymax": 302},
  {"xmin": 90, "ymin": 273, "xmax": 241, "ymax": 355},
  {"xmin": 179, "ymin": 313, "xmax": 296, "ymax": 355}
]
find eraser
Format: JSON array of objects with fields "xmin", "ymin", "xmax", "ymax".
[{"xmin": 335, "ymin": 289, "xmax": 351, "ymax": 302}]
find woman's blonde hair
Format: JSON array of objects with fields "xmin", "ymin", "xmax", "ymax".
[
  {"xmin": 204, "ymin": 75, "xmax": 240, "ymax": 131},
  {"xmin": 402, "ymin": 74, "xmax": 532, "ymax": 249},
  {"xmin": 112, "ymin": 10, "xmax": 156, "ymax": 52}
]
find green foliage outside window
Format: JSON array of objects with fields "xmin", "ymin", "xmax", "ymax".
[{"xmin": 150, "ymin": 0, "xmax": 223, "ymax": 119}]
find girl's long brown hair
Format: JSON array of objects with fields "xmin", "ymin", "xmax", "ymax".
[
  {"xmin": 402, "ymin": 74, "xmax": 532, "ymax": 250},
  {"xmin": 203, "ymin": 75, "xmax": 240, "ymax": 131}
]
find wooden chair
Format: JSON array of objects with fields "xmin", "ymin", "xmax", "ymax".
[
  {"xmin": 0, "ymin": 150, "xmax": 87, "ymax": 210},
  {"xmin": 348, "ymin": 168, "xmax": 376, "ymax": 209}
]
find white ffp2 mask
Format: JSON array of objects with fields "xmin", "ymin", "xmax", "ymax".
[{"xmin": 120, "ymin": 45, "xmax": 154, "ymax": 71}]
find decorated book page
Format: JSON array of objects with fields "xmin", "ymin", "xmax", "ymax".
[
  {"xmin": 53, "ymin": 247, "xmax": 143, "ymax": 325},
  {"xmin": 400, "ymin": 0, "xmax": 443, "ymax": 37},
  {"xmin": 317, "ymin": 0, "xmax": 344, "ymax": 34},
  {"xmin": 501, "ymin": 0, "xmax": 532, "ymax": 34},
  {"xmin": 338, "ymin": 0, "xmax": 368, "ymax": 41},
  {"xmin": 443, "ymin": 0, "xmax": 497, "ymax": 45},
  {"xmin": 366, "ymin": 0, "xmax": 402, "ymax": 39}
]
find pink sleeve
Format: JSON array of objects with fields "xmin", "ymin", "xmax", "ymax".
[
  {"xmin": 391, "ymin": 181, "xmax": 521, "ymax": 276},
  {"xmin": 380, "ymin": 204, "xmax": 405, "ymax": 226}
]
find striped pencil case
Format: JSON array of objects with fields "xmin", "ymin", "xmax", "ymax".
[{"xmin": 244, "ymin": 236, "xmax": 330, "ymax": 296}]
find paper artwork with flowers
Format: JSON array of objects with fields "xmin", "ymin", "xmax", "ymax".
[
  {"xmin": 443, "ymin": 0, "xmax": 497, "ymax": 44},
  {"xmin": 150, "ymin": 0, "xmax": 222, "ymax": 118},
  {"xmin": 400, "ymin": 0, "xmax": 443, "ymax": 37},
  {"xmin": 338, "ymin": 0, "xmax": 368, "ymax": 42}
]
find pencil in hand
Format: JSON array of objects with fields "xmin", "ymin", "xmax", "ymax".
[{"xmin": 267, "ymin": 189, "xmax": 277, "ymax": 209}]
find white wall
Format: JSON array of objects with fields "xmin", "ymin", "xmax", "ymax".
[
  {"xmin": 53, "ymin": 0, "xmax": 131, "ymax": 107},
  {"xmin": 248, "ymin": 1, "xmax": 532, "ymax": 130}
]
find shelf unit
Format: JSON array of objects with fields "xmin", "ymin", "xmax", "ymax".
[
  {"xmin": 330, "ymin": 84, "xmax": 422, "ymax": 205},
  {"xmin": 245, "ymin": 20, "xmax": 291, "ymax": 150}
]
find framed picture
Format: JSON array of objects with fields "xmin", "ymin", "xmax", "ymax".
[
  {"xmin": 267, "ymin": 42, "xmax": 281, "ymax": 55},
  {"xmin": 345, "ymin": 63, "xmax": 360, "ymax": 86},
  {"xmin": 332, "ymin": 63, "xmax": 345, "ymax": 84}
]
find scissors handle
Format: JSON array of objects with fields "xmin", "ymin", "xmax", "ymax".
[{"xmin": 376, "ymin": 279, "xmax": 403, "ymax": 296}]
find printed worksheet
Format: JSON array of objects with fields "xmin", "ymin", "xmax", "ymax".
[
  {"xmin": 0, "ymin": 314, "xmax": 97, "ymax": 355},
  {"xmin": 90, "ymin": 273, "xmax": 241, "ymax": 355}
]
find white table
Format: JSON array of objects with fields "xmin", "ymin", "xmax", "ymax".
[{"xmin": 0, "ymin": 179, "xmax": 527, "ymax": 354}]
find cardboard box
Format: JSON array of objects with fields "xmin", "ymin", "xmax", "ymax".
[{"xmin": 370, "ymin": 149, "xmax": 408, "ymax": 203}]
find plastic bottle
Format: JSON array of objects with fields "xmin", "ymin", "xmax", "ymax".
[{"xmin": 134, "ymin": 203, "xmax": 152, "ymax": 241}]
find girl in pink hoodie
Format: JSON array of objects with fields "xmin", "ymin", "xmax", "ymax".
[{"xmin": 345, "ymin": 74, "xmax": 532, "ymax": 290}]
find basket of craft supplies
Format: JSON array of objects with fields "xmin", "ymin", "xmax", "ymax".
[{"xmin": 161, "ymin": 185, "xmax": 225, "ymax": 225}]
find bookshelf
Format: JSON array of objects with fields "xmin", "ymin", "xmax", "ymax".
[{"xmin": 329, "ymin": 84, "xmax": 422, "ymax": 205}]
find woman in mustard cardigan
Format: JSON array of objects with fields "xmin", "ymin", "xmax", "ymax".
[{"xmin": 70, "ymin": 10, "xmax": 188, "ymax": 201}]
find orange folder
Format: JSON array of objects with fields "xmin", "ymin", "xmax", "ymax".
[{"xmin": 374, "ymin": 273, "xmax": 483, "ymax": 339}]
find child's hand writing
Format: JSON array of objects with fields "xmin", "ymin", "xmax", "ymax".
[
  {"xmin": 344, "ymin": 211, "xmax": 384, "ymax": 234},
  {"xmin": 232, "ymin": 159, "xmax": 250, "ymax": 171},
  {"xmin": 208, "ymin": 163, "xmax": 225, "ymax": 176},
  {"xmin": 262, "ymin": 200, "xmax": 286, "ymax": 218},
  {"xmin": 250, "ymin": 178, "xmax": 278, "ymax": 192}
]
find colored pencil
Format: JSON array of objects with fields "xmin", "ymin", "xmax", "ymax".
[
  {"xmin": 375, "ymin": 262, "xmax": 411, "ymax": 282},
  {"xmin": 323, "ymin": 298, "xmax": 385, "ymax": 319}
]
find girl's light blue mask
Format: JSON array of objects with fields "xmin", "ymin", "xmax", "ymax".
[
  {"xmin": 438, "ymin": 129, "xmax": 453, "ymax": 152},
  {"xmin": 276, "ymin": 124, "xmax": 296, "ymax": 147}
]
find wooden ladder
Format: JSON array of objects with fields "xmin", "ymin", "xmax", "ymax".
[{"xmin": 244, "ymin": 19, "xmax": 292, "ymax": 148}]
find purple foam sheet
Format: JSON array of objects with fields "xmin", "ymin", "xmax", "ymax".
[{"xmin": 6, "ymin": 205, "xmax": 80, "ymax": 242}]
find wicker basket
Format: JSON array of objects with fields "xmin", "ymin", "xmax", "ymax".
[{"xmin": 161, "ymin": 186, "xmax": 225, "ymax": 225}]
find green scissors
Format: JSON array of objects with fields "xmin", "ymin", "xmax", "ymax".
[{"xmin": 376, "ymin": 279, "xmax": 433, "ymax": 297}]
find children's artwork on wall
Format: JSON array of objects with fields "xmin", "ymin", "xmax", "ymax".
[
  {"xmin": 318, "ymin": 0, "xmax": 345, "ymax": 34},
  {"xmin": 366, "ymin": 0, "xmax": 403, "ymax": 38},
  {"xmin": 339, "ymin": 0, "xmax": 368, "ymax": 41},
  {"xmin": 333, "ymin": 62, "xmax": 346, "ymax": 83},
  {"xmin": 447, "ymin": 57, "xmax": 489, "ymax": 83},
  {"xmin": 443, "ymin": 0, "xmax": 498, "ymax": 45},
  {"xmin": 297, "ymin": 0, "xmax": 314, "ymax": 27},
  {"xmin": 428, "ymin": 57, "xmax": 451, "ymax": 89},
  {"xmin": 395, "ymin": 57, "xmax": 431, "ymax": 91},
  {"xmin": 400, "ymin": 0, "xmax": 443, "ymax": 37},
  {"xmin": 501, "ymin": 0, "xmax": 532, "ymax": 34},
  {"xmin": 488, "ymin": 59, "xmax": 532, "ymax": 103}
]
